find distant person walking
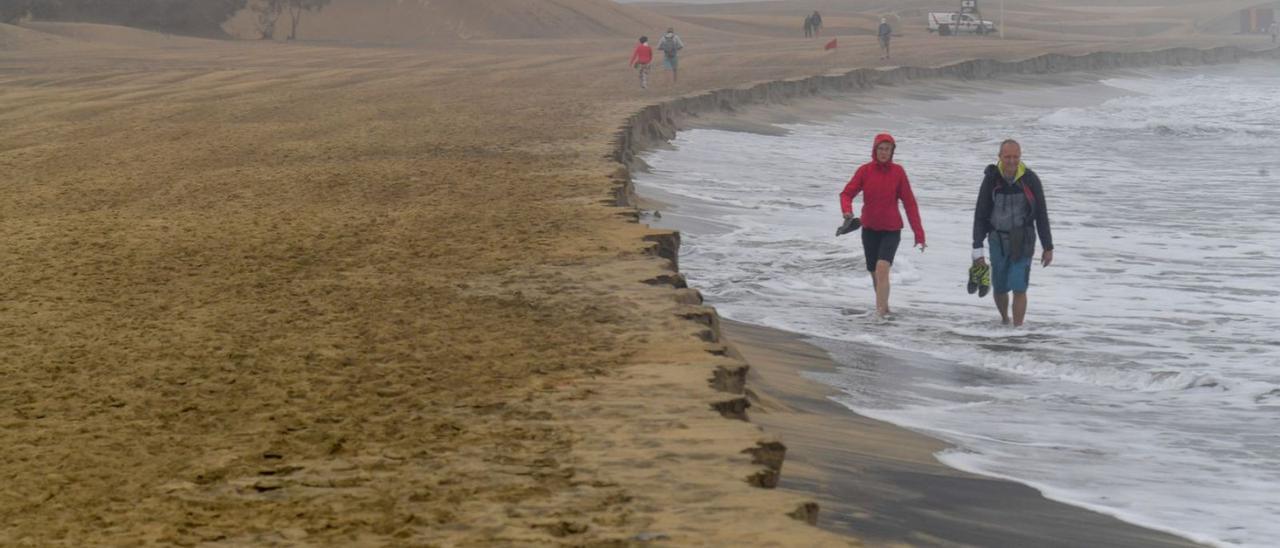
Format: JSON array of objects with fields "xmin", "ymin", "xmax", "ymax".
[
  {"xmin": 804, "ymin": 14, "xmax": 815, "ymax": 38},
  {"xmin": 629, "ymin": 36, "xmax": 653, "ymax": 89},
  {"xmin": 971, "ymin": 140, "xmax": 1054, "ymax": 327},
  {"xmin": 657, "ymin": 27, "xmax": 685, "ymax": 84},
  {"xmin": 1270, "ymin": 21, "xmax": 1278, "ymax": 44},
  {"xmin": 811, "ymin": 11, "xmax": 823, "ymax": 36},
  {"xmin": 839, "ymin": 133, "xmax": 927, "ymax": 317},
  {"xmin": 878, "ymin": 17, "xmax": 892, "ymax": 60}
]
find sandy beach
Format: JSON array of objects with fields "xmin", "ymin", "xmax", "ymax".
[{"xmin": 0, "ymin": 0, "xmax": 1273, "ymax": 545}]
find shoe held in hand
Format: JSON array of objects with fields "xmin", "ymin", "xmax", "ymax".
[{"xmin": 835, "ymin": 216, "xmax": 861, "ymax": 236}]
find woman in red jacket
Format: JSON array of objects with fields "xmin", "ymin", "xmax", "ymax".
[
  {"xmin": 839, "ymin": 133, "xmax": 926, "ymax": 317},
  {"xmin": 629, "ymin": 36, "xmax": 653, "ymax": 90}
]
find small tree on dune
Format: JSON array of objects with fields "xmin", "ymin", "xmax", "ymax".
[
  {"xmin": 252, "ymin": 0, "xmax": 283, "ymax": 39},
  {"xmin": 0, "ymin": 0, "xmax": 34, "ymax": 24},
  {"xmin": 285, "ymin": 0, "xmax": 329, "ymax": 41}
]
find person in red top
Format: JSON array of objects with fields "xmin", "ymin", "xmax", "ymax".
[
  {"xmin": 629, "ymin": 36, "xmax": 653, "ymax": 90},
  {"xmin": 839, "ymin": 133, "xmax": 927, "ymax": 317}
]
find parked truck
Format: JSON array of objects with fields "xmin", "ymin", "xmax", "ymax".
[{"xmin": 927, "ymin": 12, "xmax": 996, "ymax": 35}]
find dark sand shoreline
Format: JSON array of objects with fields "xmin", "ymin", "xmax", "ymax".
[{"xmin": 723, "ymin": 320, "xmax": 1204, "ymax": 547}]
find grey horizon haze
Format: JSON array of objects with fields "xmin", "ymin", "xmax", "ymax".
[{"xmin": 615, "ymin": 0, "xmax": 772, "ymax": 4}]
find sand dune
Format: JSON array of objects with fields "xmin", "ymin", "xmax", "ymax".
[
  {"xmin": 18, "ymin": 21, "xmax": 224, "ymax": 49},
  {"xmin": 0, "ymin": 22, "xmax": 78, "ymax": 50},
  {"xmin": 225, "ymin": 0, "xmax": 710, "ymax": 43}
]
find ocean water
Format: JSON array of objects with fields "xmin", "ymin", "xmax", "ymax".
[{"xmin": 634, "ymin": 62, "xmax": 1280, "ymax": 547}]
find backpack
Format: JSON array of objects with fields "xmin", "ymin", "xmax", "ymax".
[
  {"xmin": 1008, "ymin": 179, "xmax": 1036, "ymax": 210},
  {"xmin": 992, "ymin": 177, "xmax": 1037, "ymax": 229},
  {"xmin": 659, "ymin": 36, "xmax": 681, "ymax": 56}
]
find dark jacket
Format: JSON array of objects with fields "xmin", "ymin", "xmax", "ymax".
[{"xmin": 973, "ymin": 163, "xmax": 1052, "ymax": 258}]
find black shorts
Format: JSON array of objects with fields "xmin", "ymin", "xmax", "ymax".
[{"xmin": 861, "ymin": 229, "xmax": 901, "ymax": 272}]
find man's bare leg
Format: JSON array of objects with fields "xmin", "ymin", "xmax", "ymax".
[
  {"xmin": 1012, "ymin": 292, "xmax": 1028, "ymax": 327},
  {"xmin": 993, "ymin": 292, "xmax": 1010, "ymax": 325},
  {"xmin": 874, "ymin": 260, "xmax": 892, "ymax": 316}
]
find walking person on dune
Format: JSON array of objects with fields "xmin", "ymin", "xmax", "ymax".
[
  {"xmin": 972, "ymin": 139, "xmax": 1054, "ymax": 327},
  {"xmin": 878, "ymin": 17, "xmax": 892, "ymax": 60},
  {"xmin": 629, "ymin": 35, "xmax": 653, "ymax": 89},
  {"xmin": 839, "ymin": 133, "xmax": 927, "ymax": 317},
  {"xmin": 656, "ymin": 27, "xmax": 684, "ymax": 85}
]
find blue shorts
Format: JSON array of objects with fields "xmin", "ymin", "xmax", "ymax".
[
  {"xmin": 989, "ymin": 235, "xmax": 1031, "ymax": 294},
  {"xmin": 663, "ymin": 56, "xmax": 678, "ymax": 70}
]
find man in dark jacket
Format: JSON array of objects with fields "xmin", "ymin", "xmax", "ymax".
[
  {"xmin": 878, "ymin": 18, "xmax": 892, "ymax": 59},
  {"xmin": 972, "ymin": 140, "xmax": 1053, "ymax": 327}
]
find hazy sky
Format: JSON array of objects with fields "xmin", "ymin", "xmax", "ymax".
[{"xmin": 615, "ymin": 1, "xmax": 772, "ymax": 4}]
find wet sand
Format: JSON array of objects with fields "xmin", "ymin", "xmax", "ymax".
[{"xmin": 725, "ymin": 320, "xmax": 1204, "ymax": 547}]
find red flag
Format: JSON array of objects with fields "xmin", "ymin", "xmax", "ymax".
[{"xmin": 824, "ymin": 38, "xmax": 838, "ymax": 51}]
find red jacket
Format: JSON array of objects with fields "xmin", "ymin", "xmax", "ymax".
[
  {"xmin": 630, "ymin": 43, "xmax": 653, "ymax": 66},
  {"xmin": 839, "ymin": 133, "xmax": 926, "ymax": 245}
]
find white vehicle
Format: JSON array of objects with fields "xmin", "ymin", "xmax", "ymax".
[{"xmin": 927, "ymin": 12, "xmax": 997, "ymax": 35}]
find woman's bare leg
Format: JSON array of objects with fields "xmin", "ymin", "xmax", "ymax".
[{"xmin": 874, "ymin": 260, "xmax": 892, "ymax": 316}]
